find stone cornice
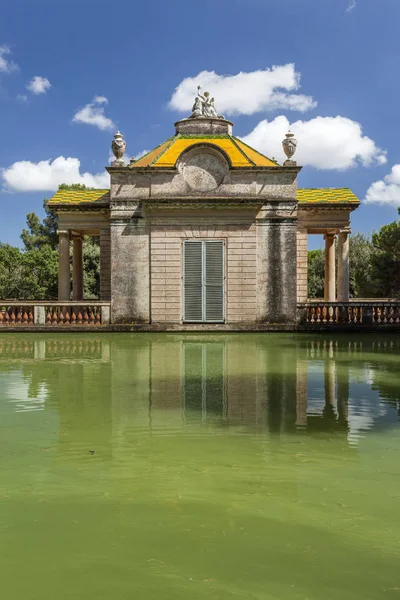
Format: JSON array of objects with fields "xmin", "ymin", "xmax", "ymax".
[
  {"xmin": 106, "ymin": 166, "xmax": 302, "ymax": 175},
  {"xmin": 298, "ymin": 202, "xmax": 360, "ymax": 212},
  {"xmin": 51, "ymin": 205, "xmax": 110, "ymax": 213}
]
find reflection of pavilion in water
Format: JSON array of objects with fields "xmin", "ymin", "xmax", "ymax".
[{"xmin": 1, "ymin": 335, "xmax": 398, "ymax": 446}]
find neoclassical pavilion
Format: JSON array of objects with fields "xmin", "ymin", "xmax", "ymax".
[{"xmin": 49, "ymin": 92, "xmax": 359, "ymax": 326}]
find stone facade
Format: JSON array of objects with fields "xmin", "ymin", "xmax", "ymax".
[{"xmin": 49, "ymin": 114, "xmax": 359, "ymax": 327}]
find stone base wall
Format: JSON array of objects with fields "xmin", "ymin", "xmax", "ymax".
[{"xmin": 150, "ymin": 222, "xmax": 257, "ymax": 323}]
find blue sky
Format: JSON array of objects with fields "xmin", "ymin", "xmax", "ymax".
[{"xmin": 1, "ymin": 0, "xmax": 400, "ymax": 249}]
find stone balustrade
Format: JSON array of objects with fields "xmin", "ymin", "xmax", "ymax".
[
  {"xmin": 0, "ymin": 302, "xmax": 110, "ymax": 326},
  {"xmin": 299, "ymin": 302, "xmax": 400, "ymax": 326}
]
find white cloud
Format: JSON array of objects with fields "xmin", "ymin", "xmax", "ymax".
[
  {"xmin": 364, "ymin": 165, "xmax": 400, "ymax": 206},
  {"xmin": 93, "ymin": 95, "xmax": 108, "ymax": 104},
  {"xmin": 73, "ymin": 96, "xmax": 115, "ymax": 131},
  {"xmin": 169, "ymin": 65, "xmax": 316, "ymax": 116},
  {"xmin": 26, "ymin": 76, "xmax": 51, "ymax": 95},
  {"xmin": 0, "ymin": 45, "xmax": 18, "ymax": 73},
  {"xmin": 17, "ymin": 94, "xmax": 28, "ymax": 103},
  {"xmin": 1, "ymin": 156, "xmax": 109, "ymax": 192},
  {"xmin": 347, "ymin": 0, "xmax": 356, "ymax": 12},
  {"xmin": 241, "ymin": 115, "xmax": 387, "ymax": 170}
]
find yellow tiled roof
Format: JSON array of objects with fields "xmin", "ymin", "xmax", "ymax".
[
  {"xmin": 48, "ymin": 187, "xmax": 360, "ymax": 205},
  {"xmin": 48, "ymin": 189, "xmax": 109, "ymax": 205},
  {"xmin": 297, "ymin": 188, "xmax": 359, "ymax": 204},
  {"xmin": 131, "ymin": 135, "xmax": 278, "ymax": 168}
]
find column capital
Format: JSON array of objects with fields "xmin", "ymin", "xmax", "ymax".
[
  {"xmin": 57, "ymin": 229, "xmax": 70, "ymax": 237},
  {"xmin": 323, "ymin": 232, "xmax": 336, "ymax": 241},
  {"xmin": 339, "ymin": 227, "xmax": 351, "ymax": 236}
]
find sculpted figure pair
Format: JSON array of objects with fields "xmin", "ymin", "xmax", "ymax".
[{"xmin": 190, "ymin": 86, "xmax": 224, "ymax": 120}]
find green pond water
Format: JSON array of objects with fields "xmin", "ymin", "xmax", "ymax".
[{"xmin": 0, "ymin": 333, "xmax": 400, "ymax": 600}]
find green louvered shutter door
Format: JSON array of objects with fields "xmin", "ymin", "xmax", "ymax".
[
  {"xmin": 205, "ymin": 241, "xmax": 224, "ymax": 322},
  {"xmin": 184, "ymin": 241, "xmax": 203, "ymax": 322}
]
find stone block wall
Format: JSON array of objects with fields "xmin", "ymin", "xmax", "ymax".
[
  {"xmin": 150, "ymin": 222, "xmax": 257, "ymax": 323},
  {"xmin": 296, "ymin": 229, "xmax": 308, "ymax": 303}
]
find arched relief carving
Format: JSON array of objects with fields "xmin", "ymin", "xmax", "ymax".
[{"xmin": 177, "ymin": 144, "xmax": 229, "ymax": 192}]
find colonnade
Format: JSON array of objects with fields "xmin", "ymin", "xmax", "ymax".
[
  {"xmin": 324, "ymin": 228, "xmax": 350, "ymax": 302},
  {"xmin": 57, "ymin": 229, "xmax": 111, "ymax": 302}
]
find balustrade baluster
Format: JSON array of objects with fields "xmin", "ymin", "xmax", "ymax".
[
  {"xmin": 89, "ymin": 308, "xmax": 95, "ymax": 325},
  {"xmin": 83, "ymin": 308, "xmax": 89, "ymax": 325},
  {"xmin": 77, "ymin": 311, "xmax": 83, "ymax": 325}
]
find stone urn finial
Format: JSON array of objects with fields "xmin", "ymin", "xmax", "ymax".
[
  {"xmin": 111, "ymin": 131, "xmax": 126, "ymax": 166},
  {"xmin": 282, "ymin": 130, "xmax": 297, "ymax": 165}
]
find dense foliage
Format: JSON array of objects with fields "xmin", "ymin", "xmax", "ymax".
[{"xmin": 0, "ymin": 185, "xmax": 100, "ymax": 300}]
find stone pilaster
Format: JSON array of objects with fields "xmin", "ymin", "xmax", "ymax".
[
  {"xmin": 257, "ymin": 218, "xmax": 297, "ymax": 323},
  {"xmin": 58, "ymin": 229, "xmax": 70, "ymax": 301},
  {"xmin": 110, "ymin": 205, "xmax": 150, "ymax": 323}
]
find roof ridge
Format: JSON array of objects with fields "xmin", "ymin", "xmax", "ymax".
[
  {"xmin": 148, "ymin": 136, "xmax": 176, "ymax": 166},
  {"xmin": 131, "ymin": 136, "xmax": 175, "ymax": 167},
  {"xmin": 233, "ymin": 136, "xmax": 278, "ymax": 165},
  {"xmin": 230, "ymin": 136, "xmax": 256, "ymax": 167}
]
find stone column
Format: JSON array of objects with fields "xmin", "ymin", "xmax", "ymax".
[
  {"xmin": 324, "ymin": 233, "xmax": 336, "ymax": 302},
  {"xmin": 337, "ymin": 229, "xmax": 350, "ymax": 302},
  {"xmin": 58, "ymin": 229, "xmax": 70, "ymax": 301},
  {"xmin": 72, "ymin": 236, "xmax": 84, "ymax": 301}
]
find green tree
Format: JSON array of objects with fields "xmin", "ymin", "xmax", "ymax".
[
  {"xmin": 0, "ymin": 244, "xmax": 25, "ymax": 299},
  {"xmin": 349, "ymin": 233, "xmax": 376, "ymax": 298},
  {"xmin": 371, "ymin": 213, "xmax": 400, "ymax": 298},
  {"xmin": 21, "ymin": 199, "xmax": 58, "ymax": 251},
  {"xmin": 83, "ymin": 237, "xmax": 100, "ymax": 299},
  {"xmin": 308, "ymin": 249, "xmax": 325, "ymax": 298},
  {"xmin": 0, "ymin": 184, "xmax": 101, "ymax": 300}
]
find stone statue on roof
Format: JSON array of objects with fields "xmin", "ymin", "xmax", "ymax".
[{"xmin": 189, "ymin": 86, "xmax": 225, "ymax": 120}]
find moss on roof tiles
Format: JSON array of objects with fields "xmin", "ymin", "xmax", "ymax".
[
  {"xmin": 297, "ymin": 188, "xmax": 359, "ymax": 204},
  {"xmin": 48, "ymin": 187, "xmax": 360, "ymax": 205},
  {"xmin": 48, "ymin": 189, "xmax": 109, "ymax": 205},
  {"xmin": 129, "ymin": 133, "xmax": 278, "ymax": 168}
]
